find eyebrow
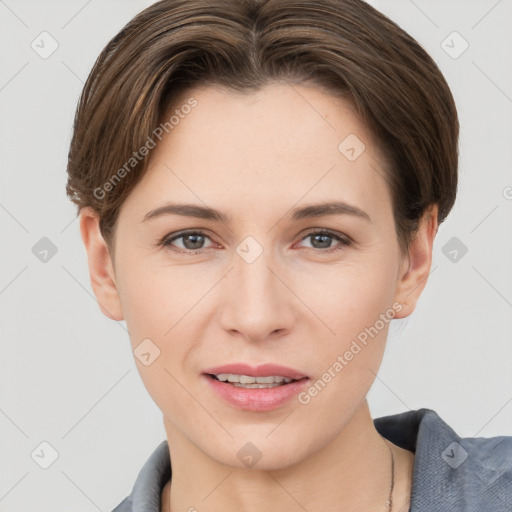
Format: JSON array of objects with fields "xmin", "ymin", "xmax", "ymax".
[{"xmin": 142, "ymin": 201, "xmax": 371, "ymax": 223}]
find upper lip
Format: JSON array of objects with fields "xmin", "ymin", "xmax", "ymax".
[{"xmin": 203, "ymin": 363, "xmax": 308, "ymax": 380}]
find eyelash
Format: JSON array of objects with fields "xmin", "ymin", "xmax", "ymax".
[{"xmin": 159, "ymin": 228, "xmax": 352, "ymax": 255}]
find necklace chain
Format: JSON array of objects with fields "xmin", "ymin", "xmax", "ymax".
[{"xmin": 383, "ymin": 437, "xmax": 395, "ymax": 512}]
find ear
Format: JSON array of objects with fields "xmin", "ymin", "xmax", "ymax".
[
  {"xmin": 79, "ymin": 207, "xmax": 124, "ymax": 321},
  {"xmin": 393, "ymin": 204, "xmax": 439, "ymax": 319}
]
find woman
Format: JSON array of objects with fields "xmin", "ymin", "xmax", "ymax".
[{"xmin": 65, "ymin": 0, "xmax": 512, "ymax": 510}]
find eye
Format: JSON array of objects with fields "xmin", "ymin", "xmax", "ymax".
[
  {"xmin": 159, "ymin": 228, "xmax": 352, "ymax": 255},
  {"xmin": 296, "ymin": 229, "xmax": 352, "ymax": 252},
  {"xmin": 160, "ymin": 230, "xmax": 215, "ymax": 254}
]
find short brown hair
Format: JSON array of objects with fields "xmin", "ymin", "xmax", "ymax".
[{"xmin": 65, "ymin": 0, "xmax": 459, "ymax": 256}]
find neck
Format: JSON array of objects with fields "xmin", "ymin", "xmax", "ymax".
[{"xmin": 161, "ymin": 400, "xmax": 413, "ymax": 512}]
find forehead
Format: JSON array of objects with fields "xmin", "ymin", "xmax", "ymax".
[
  {"xmin": 168, "ymin": 81, "xmax": 371, "ymax": 150},
  {"xmin": 121, "ymin": 82, "xmax": 393, "ymax": 225}
]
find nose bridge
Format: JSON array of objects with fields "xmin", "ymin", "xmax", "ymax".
[{"xmin": 220, "ymin": 235, "xmax": 293, "ymax": 338}]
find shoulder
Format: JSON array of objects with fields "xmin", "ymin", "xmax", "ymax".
[
  {"xmin": 111, "ymin": 495, "xmax": 132, "ymax": 512},
  {"xmin": 418, "ymin": 408, "xmax": 512, "ymax": 470},
  {"xmin": 109, "ymin": 440, "xmax": 171, "ymax": 512},
  {"xmin": 375, "ymin": 408, "xmax": 512, "ymax": 511},
  {"xmin": 460, "ymin": 432, "xmax": 512, "ymax": 468},
  {"xmin": 416, "ymin": 409, "xmax": 512, "ymax": 511},
  {"xmin": 450, "ymin": 430, "xmax": 512, "ymax": 509}
]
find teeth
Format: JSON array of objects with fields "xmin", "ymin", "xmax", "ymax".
[
  {"xmin": 231, "ymin": 382, "xmax": 283, "ymax": 388},
  {"xmin": 214, "ymin": 374, "xmax": 295, "ymax": 384}
]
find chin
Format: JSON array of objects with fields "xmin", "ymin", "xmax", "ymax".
[{"xmin": 203, "ymin": 433, "xmax": 312, "ymax": 472}]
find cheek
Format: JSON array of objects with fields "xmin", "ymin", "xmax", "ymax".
[
  {"xmin": 292, "ymin": 255, "xmax": 399, "ymax": 409},
  {"xmin": 117, "ymin": 267, "xmax": 203, "ymax": 420},
  {"xmin": 117, "ymin": 252, "xmax": 206, "ymax": 341},
  {"xmin": 116, "ymin": 260, "xmax": 212, "ymax": 388},
  {"xmin": 291, "ymin": 263, "xmax": 396, "ymax": 428},
  {"xmin": 296, "ymin": 255, "xmax": 398, "ymax": 342}
]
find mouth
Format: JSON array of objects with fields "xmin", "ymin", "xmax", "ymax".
[
  {"xmin": 206, "ymin": 373, "xmax": 308, "ymax": 389},
  {"xmin": 202, "ymin": 363, "xmax": 309, "ymax": 385},
  {"xmin": 201, "ymin": 363, "xmax": 310, "ymax": 411}
]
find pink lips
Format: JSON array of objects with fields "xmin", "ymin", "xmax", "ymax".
[
  {"xmin": 202, "ymin": 363, "xmax": 309, "ymax": 412},
  {"xmin": 202, "ymin": 363, "xmax": 308, "ymax": 380}
]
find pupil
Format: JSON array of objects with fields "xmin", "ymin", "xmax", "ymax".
[
  {"xmin": 312, "ymin": 234, "xmax": 331, "ymax": 249},
  {"xmin": 184, "ymin": 234, "xmax": 204, "ymax": 250}
]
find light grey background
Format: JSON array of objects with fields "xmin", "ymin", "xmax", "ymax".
[{"xmin": 0, "ymin": 0, "xmax": 511, "ymax": 510}]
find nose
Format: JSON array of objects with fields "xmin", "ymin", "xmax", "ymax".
[{"xmin": 218, "ymin": 240, "xmax": 296, "ymax": 343}]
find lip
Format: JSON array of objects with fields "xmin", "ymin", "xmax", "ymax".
[
  {"xmin": 202, "ymin": 363, "xmax": 308, "ymax": 380},
  {"xmin": 202, "ymin": 373, "xmax": 310, "ymax": 412}
]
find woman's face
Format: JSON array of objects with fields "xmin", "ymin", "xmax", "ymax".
[{"xmin": 85, "ymin": 82, "xmax": 433, "ymax": 470}]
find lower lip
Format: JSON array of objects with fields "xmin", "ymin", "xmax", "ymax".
[{"xmin": 202, "ymin": 374, "xmax": 309, "ymax": 412}]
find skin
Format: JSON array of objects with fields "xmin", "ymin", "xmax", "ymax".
[{"xmin": 80, "ymin": 82, "xmax": 438, "ymax": 511}]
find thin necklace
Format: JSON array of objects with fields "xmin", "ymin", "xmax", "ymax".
[{"xmin": 383, "ymin": 437, "xmax": 395, "ymax": 512}]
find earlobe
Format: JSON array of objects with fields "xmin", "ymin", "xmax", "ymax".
[
  {"xmin": 79, "ymin": 207, "xmax": 124, "ymax": 321},
  {"xmin": 393, "ymin": 205, "xmax": 439, "ymax": 320}
]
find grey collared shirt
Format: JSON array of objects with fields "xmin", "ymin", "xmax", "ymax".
[{"xmin": 112, "ymin": 408, "xmax": 512, "ymax": 511}]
